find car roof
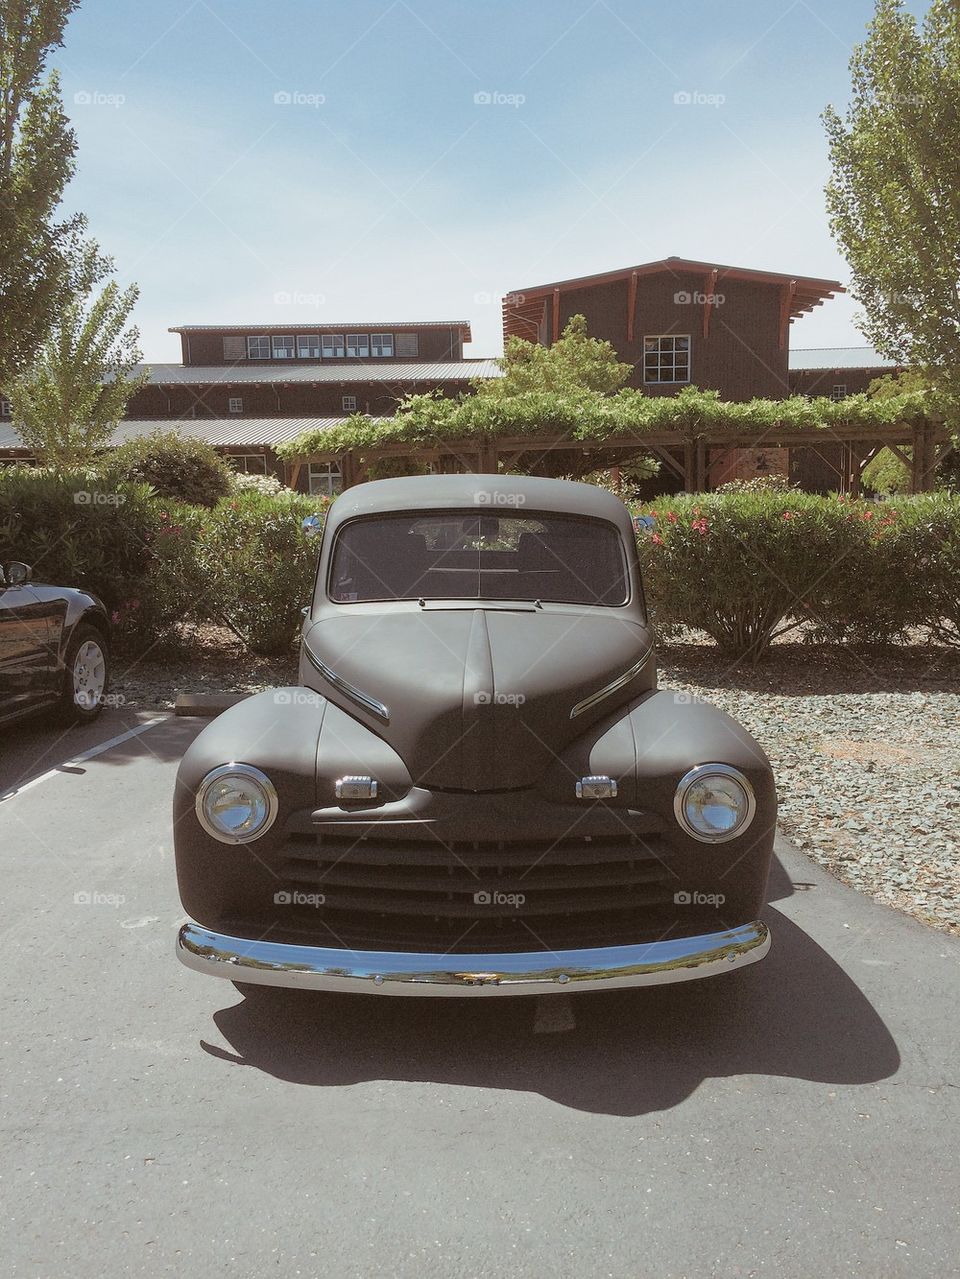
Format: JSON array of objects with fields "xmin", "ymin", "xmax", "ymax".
[{"xmin": 324, "ymin": 474, "xmax": 634, "ymax": 537}]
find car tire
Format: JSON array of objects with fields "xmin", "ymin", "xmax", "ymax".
[{"xmin": 57, "ymin": 624, "xmax": 110, "ymax": 723}]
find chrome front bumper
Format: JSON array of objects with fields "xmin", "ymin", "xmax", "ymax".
[{"xmin": 177, "ymin": 920, "xmax": 770, "ymax": 996}]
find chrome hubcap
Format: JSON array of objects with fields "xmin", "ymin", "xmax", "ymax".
[{"xmin": 73, "ymin": 639, "xmax": 106, "ymax": 709}]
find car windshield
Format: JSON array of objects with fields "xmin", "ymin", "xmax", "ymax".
[{"xmin": 329, "ymin": 511, "xmax": 628, "ymax": 606}]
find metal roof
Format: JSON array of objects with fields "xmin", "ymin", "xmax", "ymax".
[
  {"xmin": 789, "ymin": 346, "xmax": 900, "ymax": 371},
  {"xmin": 137, "ymin": 359, "xmax": 501, "ymax": 386},
  {"xmin": 0, "ymin": 417, "xmax": 351, "ymax": 452}
]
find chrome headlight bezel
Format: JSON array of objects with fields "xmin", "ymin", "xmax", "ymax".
[
  {"xmin": 674, "ymin": 764, "xmax": 756, "ymax": 844},
  {"xmin": 195, "ymin": 763, "xmax": 279, "ymax": 845}
]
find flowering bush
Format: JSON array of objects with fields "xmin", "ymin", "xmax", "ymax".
[
  {"xmin": 231, "ymin": 472, "xmax": 289, "ymax": 497},
  {"xmin": 633, "ymin": 491, "xmax": 924, "ymax": 659}
]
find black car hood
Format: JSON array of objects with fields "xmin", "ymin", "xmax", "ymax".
[{"xmin": 301, "ymin": 607, "xmax": 654, "ymax": 790}]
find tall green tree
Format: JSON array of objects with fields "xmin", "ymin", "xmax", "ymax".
[
  {"xmin": 0, "ymin": 0, "xmax": 104, "ymax": 386},
  {"xmin": 9, "ymin": 274, "xmax": 145, "ymax": 467},
  {"xmin": 823, "ymin": 0, "xmax": 960, "ymax": 415}
]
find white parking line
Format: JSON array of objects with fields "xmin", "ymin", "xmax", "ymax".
[{"xmin": 0, "ymin": 716, "xmax": 169, "ymax": 802}]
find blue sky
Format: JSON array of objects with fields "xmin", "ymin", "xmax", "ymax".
[{"xmin": 54, "ymin": 0, "xmax": 907, "ymax": 361}]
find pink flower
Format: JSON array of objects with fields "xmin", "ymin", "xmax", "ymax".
[
  {"xmin": 651, "ymin": 532, "xmax": 664, "ymax": 546},
  {"xmin": 666, "ymin": 511, "xmax": 678, "ymax": 524},
  {"xmin": 782, "ymin": 511, "xmax": 794, "ymax": 520},
  {"xmin": 691, "ymin": 517, "xmax": 709, "ymax": 536}
]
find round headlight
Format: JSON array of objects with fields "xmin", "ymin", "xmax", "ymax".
[
  {"xmin": 674, "ymin": 764, "xmax": 756, "ymax": 843},
  {"xmin": 196, "ymin": 764, "xmax": 279, "ymax": 844}
]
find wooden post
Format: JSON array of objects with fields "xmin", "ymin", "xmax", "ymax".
[
  {"xmin": 478, "ymin": 442, "xmax": 498, "ymax": 474},
  {"xmin": 683, "ymin": 439, "xmax": 695, "ymax": 493},
  {"xmin": 695, "ymin": 438, "xmax": 707, "ymax": 492}
]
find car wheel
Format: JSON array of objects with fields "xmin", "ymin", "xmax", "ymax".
[{"xmin": 58, "ymin": 624, "xmax": 110, "ymax": 723}]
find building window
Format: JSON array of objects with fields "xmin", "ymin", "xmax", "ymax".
[
  {"xmin": 342, "ymin": 395, "xmax": 357, "ymax": 412},
  {"xmin": 228, "ymin": 397, "xmax": 243, "ymax": 414},
  {"xmin": 272, "ymin": 335, "xmax": 295, "ymax": 359},
  {"xmin": 308, "ymin": 462, "xmax": 342, "ymax": 496},
  {"xmin": 223, "ymin": 336, "xmax": 246, "ymax": 360},
  {"xmin": 371, "ymin": 332, "xmax": 394, "ymax": 357},
  {"xmin": 298, "ymin": 334, "xmax": 321, "ymax": 358},
  {"xmin": 0, "ymin": 399, "xmax": 10, "ymax": 416},
  {"xmin": 322, "ymin": 334, "xmax": 345, "ymax": 358},
  {"xmin": 227, "ymin": 454, "xmax": 268, "ymax": 474},
  {"xmin": 247, "ymin": 335, "xmax": 271, "ymax": 359},
  {"xmin": 831, "ymin": 383, "xmax": 847, "ymax": 400},
  {"xmin": 395, "ymin": 332, "xmax": 419, "ymax": 357},
  {"xmin": 643, "ymin": 334, "xmax": 690, "ymax": 384},
  {"xmin": 346, "ymin": 333, "xmax": 370, "ymax": 358}
]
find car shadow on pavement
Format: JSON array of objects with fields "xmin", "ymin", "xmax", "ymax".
[{"xmin": 201, "ymin": 878, "xmax": 900, "ymax": 1116}]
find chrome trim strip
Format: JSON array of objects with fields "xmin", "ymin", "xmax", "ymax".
[
  {"xmin": 569, "ymin": 649, "xmax": 651, "ymax": 719},
  {"xmin": 304, "ymin": 647, "xmax": 389, "ymax": 720},
  {"xmin": 674, "ymin": 763, "xmax": 757, "ymax": 844},
  {"xmin": 177, "ymin": 920, "xmax": 770, "ymax": 997}
]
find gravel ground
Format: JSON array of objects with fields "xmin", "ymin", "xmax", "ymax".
[
  {"xmin": 660, "ymin": 641, "xmax": 960, "ymax": 937},
  {"xmin": 109, "ymin": 626, "xmax": 960, "ymax": 936}
]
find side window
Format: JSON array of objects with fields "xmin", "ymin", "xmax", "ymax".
[
  {"xmin": 346, "ymin": 334, "xmax": 370, "ymax": 358},
  {"xmin": 322, "ymin": 334, "xmax": 345, "ymax": 358},
  {"xmin": 247, "ymin": 335, "xmax": 271, "ymax": 359},
  {"xmin": 371, "ymin": 332, "xmax": 394, "ymax": 357}
]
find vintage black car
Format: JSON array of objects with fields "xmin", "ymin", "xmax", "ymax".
[
  {"xmin": 176, "ymin": 476, "xmax": 776, "ymax": 996},
  {"xmin": 0, "ymin": 561, "xmax": 111, "ymax": 727}
]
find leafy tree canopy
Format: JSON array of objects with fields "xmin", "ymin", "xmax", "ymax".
[
  {"xmin": 824, "ymin": 0, "xmax": 960, "ymax": 419},
  {"xmin": 9, "ymin": 267, "xmax": 145, "ymax": 467},
  {"xmin": 0, "ymin": 0, "xmax": 107, "ymax": 385}
]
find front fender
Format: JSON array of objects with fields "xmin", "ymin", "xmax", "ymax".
[
  {"xmin": 541, "ymin": 689, "xmax": 777, "ymax": 919},
  {"xmin": 174, "ymin": 688, "xmax": 412, "ymax": 927}
]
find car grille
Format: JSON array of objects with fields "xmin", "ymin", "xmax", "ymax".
[{"xmin": 250, "ymin": 824, "xmax": 683, "ymax": 953}]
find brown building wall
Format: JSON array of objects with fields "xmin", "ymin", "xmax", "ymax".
[
  {"xmin": 126, "ymin": 378, "xmax": 471, "ymax": 420},
  {"xmin": 178, "ymin": 326, "xmax": 464, "ymax": 366},
  {"xmin": 543, "ymin": 272, "xmax": 790, "ymax": 400},
  {"xmin": 788, "ymin": 366, "xmax": 896, "ymax": 398}
]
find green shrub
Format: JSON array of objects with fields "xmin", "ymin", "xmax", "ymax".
[
  {"xmin": 193, "ymin": 491, "xmax": 330, "ymax": 654},
  {"xmin": 105, "ymin": 430, "xmax": 233, "ymax": 507},
  {"xmin": 0, "ymin": 466, "xmax": 198, "ymax": 652},
  {"xmin": 635, "ymin": 492, "xmax": 888, "ymax": 659},
  {"xmin": 882, "ymin": 494, "xmax": 960, "ymax": 646}
]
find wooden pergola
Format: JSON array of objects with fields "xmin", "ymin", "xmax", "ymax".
[{"xmin": 285, "ymin": 417, "xmax": 953, "ymax": 496}]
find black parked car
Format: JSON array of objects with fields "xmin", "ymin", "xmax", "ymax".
[
  {"xmin": 0, "ymin": 561, "xmax": 111, "ymax": 726},
  {"xmin": 176, "ymin": 476, "xmax": 776, "ymax": 996}
]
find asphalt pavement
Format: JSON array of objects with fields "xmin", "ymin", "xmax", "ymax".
[{"xmin": 1, "ymin": 713, "xmax": 958, "ymax": 1278}]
